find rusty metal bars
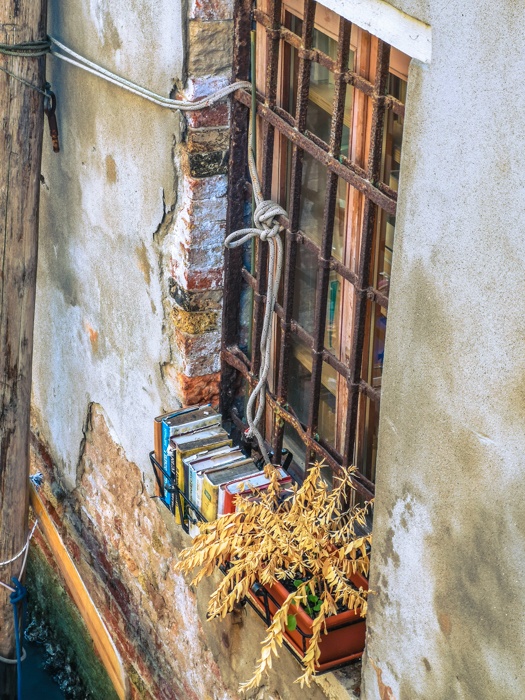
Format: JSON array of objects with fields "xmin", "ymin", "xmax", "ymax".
[
  {"xmin": 272, "ymin": 0, "xmax": 317, "ymax": 460},
  {"xmin": 223, "ymin": 0, "xmax": 400, "ymax": 495},
  {"xmin": 343, "ymin": 39, "xmax": 391, "ymax": 469},
  {"xmin": 306, "ymin": 16, "xmax": 351, "ymax": 446}
]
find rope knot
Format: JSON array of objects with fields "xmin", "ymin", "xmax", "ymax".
[{"xmin": 253, "ymin": 200, "xmax": 286, "ymax": 238}]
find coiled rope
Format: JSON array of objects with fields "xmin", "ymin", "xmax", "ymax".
[{"xmin": 224, "ymin": 118, "xmax": 286, "ymax": 465}]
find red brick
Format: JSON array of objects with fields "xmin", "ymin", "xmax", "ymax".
[
  {"xmin": 186, "ymin": 102, "xmax": 230, "ymax": 128},
  {"xmin": 189, "ymin": 0, "xmax": 234, "ymax": 20},
  {"xmin": 175, "ymin": 371, "xmax": 221, "ymax": 406}
]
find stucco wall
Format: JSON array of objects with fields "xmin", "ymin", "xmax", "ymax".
[
  {"xmin": 362, "ymin": 1, "xmax": 525, "ymax": 699},
  {"xmin": 35, "ymin": 0, "xmax": 185, "ymax": 489}
]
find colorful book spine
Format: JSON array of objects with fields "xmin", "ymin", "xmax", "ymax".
[{"xmin": 220, "ymin": 468, "xmax": 291, "ymax": 515}]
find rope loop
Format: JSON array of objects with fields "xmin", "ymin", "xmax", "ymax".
[
  {"xmin": 9, "ymin": 577, "xmax": 28, "ymax": 698},
  {"xmin": 253, "ymin": 200, "xmax": 286, "ymax": 239},
  {"xmin": 0, "ymin": 39, "xmax": 50, "ymax": 57}
]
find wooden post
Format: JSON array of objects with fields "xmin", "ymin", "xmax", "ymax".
[{"xmin": 0, "ymin": 1, "xmax": 47, "ymax": 697}]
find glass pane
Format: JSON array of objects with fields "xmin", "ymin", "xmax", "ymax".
[
  {"xmin": 318, "ymin": 362, "xmax": 338, "ymax": 446},
  {"xmin": 283, "ymin": 422, "xmax": 307, "ymax": 472},
  {"xmin": 363, "ymin": 301, "xmax": 387, "ymax": 389},
  {"xmin": 324, "ymin": 271, "xmax": 343, "ymax": 357},
  {"xmin": 373, "ymin": 75, "xmax": 407, "ymax": 294},
  {"xmin": 287, "ymin": 335, "xmax": 312, "ymax": 426},
  {"xmin": 309, "ymin": 29, "xmax": 353, "ymax": 157},
  {"xmin": 239, "ymin": 281, "xmax": 253, "ymax": 359},
  {"xmin": 292, "ymin": 244, "xmax": 317, "ymax": 333},
  {"xmin": 355, "ymin": 394, "xmax": 380, "ymax": 483}
]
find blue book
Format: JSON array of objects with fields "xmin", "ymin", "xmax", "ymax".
[{"xmin": 161, "ymin": 405, "xmax": 220, "ymax": 518}]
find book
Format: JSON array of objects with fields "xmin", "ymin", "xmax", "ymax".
[
  {"xmin": 192, "ymin": 452, "xmax": 249, "ymax": 513},
  {"xmin": 170, "ymin": 425, "xmax": 231, "ymax": 522},
  {"xmin": 154, "ymin": 407, "xmax": 195, "ymax": 500},
  {"xmin": 219, "ymin": 467, "xmax": 291, "ymax": 516},
  {"xmin": 185, "ymin": 446, "xmax": 245, "ymax": 507},
  {"xmin": 161, "ymin": 405, "xmax": 219, "ymax": 518},
  {"xmin": 201, "ymin": 460, "xmax": 260, "ymax": 521}
]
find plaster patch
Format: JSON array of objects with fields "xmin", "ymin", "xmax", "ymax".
[{"xmin": 316, "ymin": 0, "xmax": 431, "ymax": 62}]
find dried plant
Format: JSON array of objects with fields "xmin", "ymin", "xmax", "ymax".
[{"xmin": 174, "ymin": 461, "xmax": 372, "ymax": 690}]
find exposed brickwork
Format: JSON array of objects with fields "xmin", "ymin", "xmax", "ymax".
[
  {"xmin": 30, "ymin": 406, "xmax": 356, "ymax": 700},
  {"xmin": 165, "ymin": 15, "xmax": 234, "ymax": 407},
  {"xmin": 187, "ymin": 20, "xmax": 234, "ymax": 77},
  {"xmin": 171, "ymin": 369, "xmax": 221, "ymax": 406},
  {"xmin": 189, "ymin": 0, "xmax": 234, "ymax": 21}
]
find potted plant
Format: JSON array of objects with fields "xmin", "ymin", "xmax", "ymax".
[{"xmin": 174, "ymin": 461, "xmax": 372, "ymax": 691}]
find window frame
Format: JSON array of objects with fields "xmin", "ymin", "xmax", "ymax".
[{"xmin": 221, "ymin": 0, "xmax": 408, "ymax": 501}]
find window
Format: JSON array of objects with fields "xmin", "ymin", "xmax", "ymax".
[{"xmin": 221, "ymin": 0, "xmax": 409, "ymax": 500}]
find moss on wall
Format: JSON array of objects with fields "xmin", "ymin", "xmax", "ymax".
[{"xmin": 26, "ymin": 546, "xmax": 119, "ymax": 700}]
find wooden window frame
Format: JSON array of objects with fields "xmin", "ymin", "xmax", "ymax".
[{"xmin": 221, "ymin": 0, "xmax": 408, "ymax": 501}]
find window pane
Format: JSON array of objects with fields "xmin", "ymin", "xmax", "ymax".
[
  {"xmin": 293, "ymin": 243, "xmax": 318, "ymax": 333},
  {"xmin": 363, "ymin": 300, "xmax": 387, "ymax": 389},
  {"xmin": 287, "ymin": 335, "xmax": 312, "ymax": 426},
  {"xmin": 318, "ymin": 361, "xmax": 338, "ymax": 446},
  {"xmin": 372, "ymin": 75, "xmax": 407, "ymax": 294},
  {"xmin": 324, "ymin": 271, "xmax": 344, "ymax": 357},
  {"xmin": 283, "ymin": 422, "xmax": 307, "ymax": 472},
  {"xmin": 355, "ymin": 394, "xmax": 380, "ymax": 483}
]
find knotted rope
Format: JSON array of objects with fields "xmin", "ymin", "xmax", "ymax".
[
  {"xmin": 0, "ymin": 520, "xmax": 35, "ymax": 697},
  {"xmin": 224, "ymin": 119, "xmax": 287, "ymax": 465}
]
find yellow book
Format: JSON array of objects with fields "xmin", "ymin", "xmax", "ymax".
[
  {"xmin": 170, "ymin": 425, "xmax": 231, "ymax": 523},
  {"xmin": 201, "ymin": 459, "xmax": 260, "ymax": 521}
]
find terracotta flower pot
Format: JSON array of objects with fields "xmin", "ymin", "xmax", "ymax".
[{"xmin": 248, "ymin": 571, "xmax": 368, "ymax": 673}]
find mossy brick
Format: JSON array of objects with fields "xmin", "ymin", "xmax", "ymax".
[
  {"xmin": 169, "ymin": 279, "xmax": 223, "ymax": 312},
  {"xmin": 172, "ymin": 306, "xmax": 218, "ymax": 334},
  {"xmin": 187, "ymin": 150, "xmax": 229, "ymax": 177},
  {"xmin": 187, "ymin": 20, "xmax": 234, "ymax": 77}
]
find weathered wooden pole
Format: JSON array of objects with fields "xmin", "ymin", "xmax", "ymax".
[{"xmin": 0, "ymin": 1, "xmax": 47, "ymax": 697}]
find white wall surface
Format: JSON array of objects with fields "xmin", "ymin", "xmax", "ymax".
[
  {"xmin": 363, "ymin": 1, "xmax": 525, "ymax": 698},
  {"xmin": 34, "ymin": 0, "xmax": 184, "ymax": 487}
]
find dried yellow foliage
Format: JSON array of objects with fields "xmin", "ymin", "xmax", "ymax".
[{"xmin": 174, "ymin": 461, "xmax": 372, "ymax": 691}]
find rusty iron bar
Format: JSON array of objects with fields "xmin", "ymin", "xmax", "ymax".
[
  {"xmin": 240, "ymin": 264, "xmax": 383, "ymax": 398},
  {"xmin": 307, "ymin": 16, "xmax": 352, "ymax": 441},
  {"xmin": 221, "ymin": 346, "xmax": 374, "ymax": 499},
  {"xmin": 224, "ymin": 0, "xmax": 400, "ymax": 486},
  {"xmin": 343, "ymin": 39, "xmax": 391, "ymax": 471},
  {"xmin": 220, "ymin": 0, "xmax": 252, "ymax": 419},
  {"xmin": 234, "ymin": 88, "xmax": 397, "ymax": 215},
  {"xmin": 272, "ymin": 0, "xmax": 317, "ymax": 462}
]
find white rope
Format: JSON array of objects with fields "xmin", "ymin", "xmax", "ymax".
[
  {"xmin": 0, "ymin": 647, "xmax": 27, "ymax": 664},
  {"xmin": 0, "ymin": 520, "xmax": 38, "ymax": 568},
  {"xmin": 224, "ymin": 118, "xmax": 287, "ymax": 465},
  {"xmin": 49, "ymin": 37, "xmax": 251, "ymax": 111}
]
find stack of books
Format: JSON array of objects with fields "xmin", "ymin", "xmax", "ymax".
[
  {"xmin": 153, "ymin": 405, "xmax": 292, "ymax": 529},
  {"xmin": 154, "ymin": 405, "xmax": 229, "ymax": 522}
]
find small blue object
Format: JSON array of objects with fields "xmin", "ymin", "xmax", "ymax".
[
  {"xmin": 29, "ymin": 472, "xmax": 43, "ymax": 488},
  {"xmin": 10, "ymin": 577, "xmax": 27, "ymax": 700}
]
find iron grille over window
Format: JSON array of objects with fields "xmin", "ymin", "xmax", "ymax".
[{"xmin": 221, "ymin": 0, "xmax": 408, "ymax": 501}]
